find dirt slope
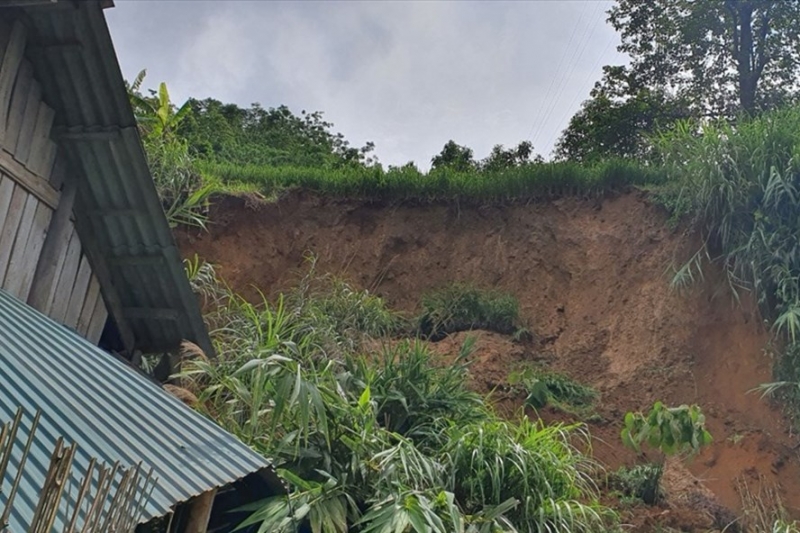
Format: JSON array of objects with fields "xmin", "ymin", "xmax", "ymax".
[{"xmin": 178, "ymin": 191, "xmax": 800, "ymax": 523}]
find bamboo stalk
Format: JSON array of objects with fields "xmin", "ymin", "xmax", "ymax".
[
  {"xmin": 64, "ymin": 458, "xmax": 96, "ymax": 533},
  {"xmin": 1, "ymin": 408, "xmax": 155, "ymax": 533},
  {"xmin": 0, "ymin": 410, "xmax": 41, "ymax": 528},
  {"xmin": 0, "ymin": 408, "xmax": 24, "ymax": 488},
  {"xmin": 40, "ymin": 442, "xmax": 77, "ymax": 533},
  {"xmin": 29, "ymin": 438, "xmax": 65, "ymax": 533}
]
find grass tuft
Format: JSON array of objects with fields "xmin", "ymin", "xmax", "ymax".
[
  {"xmin": 509, "ymin": 366, "xmax": 598, "ymax": 415},
  {"xmin": 611, "ymin": 464, "xmax": 663, "ymax": 505},
  {"xmin": 417, "ymin": 283, "xmax": 521, "ymax": 340}
]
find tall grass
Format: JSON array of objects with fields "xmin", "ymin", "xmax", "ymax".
[
  {"xmin": 654, "ymin": 104, "xmax": 800, "ymax": 423},
  {"xmin": 180, "ymin": 262, "xmax": 614, "ymax": 533},
  {"xmin": 656, "ymin": 107, "xmax": 800, "ymax": 340},
  {"xmin": 199, "ymin": 158, "xmax": 663, "ymax": 202},
  {"xmin": 145, "ymin": 137, "xmax": 215, "ymax": 229},
  {"xmin": 417, "ymin": 283, "xmax": 522, "ymax": 340}
]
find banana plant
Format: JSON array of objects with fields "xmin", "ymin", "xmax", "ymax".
[{"xmin": 127, "ymin": 69, "xmax": 192, "ymax": 142}]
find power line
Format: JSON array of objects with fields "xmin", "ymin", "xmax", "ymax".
[
  {"xmin": 525, "ymin": 1, "xmax": 589, "ymax": 144},
  {"xmin": 549, "ymin": 34, "xmax": 616, "ymax": 153},
  {"xmin": 532, "ymin": 1, "xmax": 605, "ymax": 150}
]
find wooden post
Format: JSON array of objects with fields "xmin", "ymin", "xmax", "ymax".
[{"xmin": 183, "ymin": 488, "xmax": 217, "ymax": 533}]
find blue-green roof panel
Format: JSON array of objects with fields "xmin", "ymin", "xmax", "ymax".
[{"xmin": 0, "ymin": 289, "xmax": 270, "ymax": 530}]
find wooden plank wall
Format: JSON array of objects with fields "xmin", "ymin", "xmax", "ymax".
[{"xmin": 0, "ymin": 19, "xmax": 107, "ymax": 343}]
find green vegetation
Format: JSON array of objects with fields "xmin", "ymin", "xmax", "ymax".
[
  {"xmin": 200, "ymin": 158, "xmax": 662, "ymax": 202},
  {"xmin": 135, "ymin": 3, "xmax": 800, "ymax": 527},
  {"xmin": 508, "ymin": 366, "xmax": 598, "ymax": 415},
  {"xmin": 179, "ymin": 264, "xmax": 612, "ymax": 533},
  {"xmin": 650, "ymin": 105, "xmax": 800, "ymax": 420},
  {"xmin": 558, "ymin": 1, "xmax": 800, "ymax": 161},
  {"xmin": 658, "ymin": 106, "xmax": 800, "ymax": 341},
  {"xmin": 288, "ymin": 259, "xmax": 399, "ymax": 355},
  {"xmin": 756, "ymin": 344, "xmax": 800, "ymax": 428},
  {"xmin": 615, "ymin": 403, "xmax": 710, "ymax": 513},
  {"xmin": 128, "ymin": 71, "xmax": 214, "ymax": 228},
  {"xmin": 621, "ymin": 402, "xmax": 712, "ymax": 457},
  {"xmin": 611, "ymin": 464, "xmax": 663, "ymax": 505},
  {"xmin": 416, "ymin": 283, "xmax": 522, "ymax": 340},
  {"xmin": 179, "ymin": 98, "xmax": 377, "ymax": 169}
]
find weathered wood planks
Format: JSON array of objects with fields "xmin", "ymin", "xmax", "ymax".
[{"xmin": 0, "ymin": 14, "xmax": 109, "ymax": 344}]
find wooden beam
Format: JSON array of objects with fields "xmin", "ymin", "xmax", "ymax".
[
  {"xmin": 0, "ymin": 148, "xmax": 58, "ymax": 208},
  {"xmin": 184, "ymin": 488, "xmax": 217, "ymax": 533},
  {"xmin": 0, "ymin": 21, "xmax": 26, "ymax": 143},
  {"xmin": 4, "ymin": 60, "xmax": 33, "ymax": 153}
]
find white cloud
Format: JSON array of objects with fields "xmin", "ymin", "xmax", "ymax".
[{"xmin": 107, "ymin": 0, "xmax": 627, "ymax": 168}]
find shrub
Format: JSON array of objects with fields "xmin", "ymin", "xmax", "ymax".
[
  {"xmin": 292, "ymin": 277, "xmax": 398, "ymax": 353},
  {"xmin": 445, "ymin": 418, "xmax": 607, "ymax": 531},
  {"xmin": 144, "ymin": 136, "xmax": 215, "ymax": 229},
  {"xmin": 612, "ymin": 463, "xmax": 663, "ymax": 505},
  {"xmin": 417, "ymin": 283, "xmax": 520, "ymax": 340},
  {"xmin": 508, "ymin": 366, "xmax": 598, "ymax": 414},
  {"xmin": 179, "ymin": 273, "xmax": 615, "ymax": 532},
  {"xmin": 621, "ymin": 402, "xmax": 712, "ymax": 457},
  {"xmin": 342, "ymin": 338, "xmax": 486, "ymax": 444}
]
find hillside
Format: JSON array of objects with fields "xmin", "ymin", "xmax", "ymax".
[{"xmin": 177, "ymin": 190, "xmax": 800, "ymax": 530}]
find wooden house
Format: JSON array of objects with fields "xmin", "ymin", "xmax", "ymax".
[{"xmin": 0, "ymin": 1, "xmax": 278, "ymax": 531}]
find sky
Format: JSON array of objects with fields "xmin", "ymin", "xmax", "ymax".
[{"xmin": 106, "ymin": 0, "xmax": 627, "ymax": 168}]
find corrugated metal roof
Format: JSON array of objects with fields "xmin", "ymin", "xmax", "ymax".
[
  {"xmin": 4, "ymin": 0, "xmax": 213, "ymax": 355},
  {"xmin": 0, "ymin": 288, "xmax": 271, "ymax": 529}
]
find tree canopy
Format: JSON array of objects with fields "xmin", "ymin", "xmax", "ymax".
[
  {"xmin": 557, "ymin": 0, "xmax": 800, "ymax": 161},
  {"xmin": 555, "ymin": 66, "xmax": 691, "ymax": 161},
  {"xmin": 430, "ymin": 140, "xmax": 476, "ymax": 172},
  {"xmin": 610, "ymin": 0, "xmax": 800, "ymax": 116},
  {"xmin": 179, "ymin": 98, "xmax": 377, "ymax": 168},
  {"xmin": 431, "ymin": 140, "xmax": 541, "ymax": 172}
]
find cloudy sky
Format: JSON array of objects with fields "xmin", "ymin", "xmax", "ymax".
[{"xmin": 106, "ymin": 1, "xmax": 626, "ymax": 168}]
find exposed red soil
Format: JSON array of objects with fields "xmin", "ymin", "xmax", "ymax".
[{"xmin": 177, "ymin": 191, "xmax": 800, "ymax": 530}]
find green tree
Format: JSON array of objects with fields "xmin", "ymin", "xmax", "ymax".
[
  {"xmin": 179, "ymin": 98, "xmax": 376, "ymax": 169},
  {"xmin": 430, "ymin": 141, "xmax": 476, "ymax": 172},
  {"xmin": 480, "ymin": 141, "xmax": 541, "ymax": 171},
  {"xmin": 556, "ymin": 66, "xmax": 691, "ymax": 161},
  {"xmin": 609, "ymin": 0, "xmax": 800, "ymax": 116}
]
